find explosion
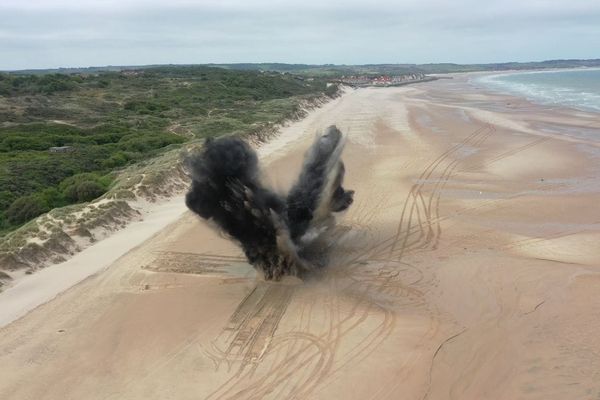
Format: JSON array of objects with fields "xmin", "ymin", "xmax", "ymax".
[{"xmin": 185, "ymin": 125, "xmax": 354, "ymax": 280}]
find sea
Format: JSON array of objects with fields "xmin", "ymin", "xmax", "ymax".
[{"xmin": 476, "ymin": 68, "xmax": 600, "ymax": 112}]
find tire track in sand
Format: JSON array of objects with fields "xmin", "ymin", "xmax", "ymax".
[{"xmin": 205, "ymin": 123, "xmax": 497, "ymax": 399}]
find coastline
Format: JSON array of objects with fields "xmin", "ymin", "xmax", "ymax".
[
  {"xmin": 443, "ymin": 71, "xmax": 600, "ymax": 146},
  {"xmin": 470, "ymin": 68, "xmax": 600, "ymax": 113},
  {"xmin": 1, "ymin": 76, "xmax": 599, "ymax": 399},
  {"xmin": 0, "ymin": 88, "xmax": 351, "ymax": 328}
]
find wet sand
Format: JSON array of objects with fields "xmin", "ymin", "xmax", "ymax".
[{"xmin": 1, "ymin": 75, "xmax": 600, "ymax": 399}]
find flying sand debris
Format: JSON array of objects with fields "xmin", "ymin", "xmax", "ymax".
[{"xmin": 185, "ymin": 125, "xmax": 354, "ymax": 280}]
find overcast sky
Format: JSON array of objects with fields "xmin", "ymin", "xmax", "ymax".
[{"xmin": 1, "ymin": 0, "xmax": 599, "ymax": 70}]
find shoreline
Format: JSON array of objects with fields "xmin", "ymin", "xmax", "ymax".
[
  {"xmin": 440, "ymin": 72, "xmax": 600, "ymax": 147},
  {"xmin": 0, "ymin": 88, "xmax": 351, "ymax": 328},
  {"xmin": 1, "ymin": 76, "xmax": 599, "ymax": 399},
  {"xmin": 468, "ymin": 68, "xmax": 600, "ymax": 114}
]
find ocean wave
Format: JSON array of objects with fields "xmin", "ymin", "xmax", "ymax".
[{"xmin": 476, "ymin": 69, "xmax": 600, "ymax": 112}]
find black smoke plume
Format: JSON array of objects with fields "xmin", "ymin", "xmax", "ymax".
[{"xmin": 185, "ymin": 125, "xmax": 354, "ymax": 280}]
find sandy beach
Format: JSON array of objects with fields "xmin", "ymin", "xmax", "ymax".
[{"xmin": 1, "ymin": 74, "xmax": 599, "ymax": 399}]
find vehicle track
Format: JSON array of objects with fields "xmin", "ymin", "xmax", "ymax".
[{"xmin": 203, "ymin": 123, "xmax": 501, "ymax": 399}]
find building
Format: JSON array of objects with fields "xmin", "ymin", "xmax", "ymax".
[{"xmin": 49, "ymin": 146, "xmax": 74, "ymax": 153}]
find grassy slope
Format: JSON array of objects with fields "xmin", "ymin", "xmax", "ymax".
[
  {"xmin": 0, "ymin": 66, "xmax": 336, "ymax": 235},
  {"xmin": 0, "ymin": 67, "xmax": 339, "ymax": 281}
]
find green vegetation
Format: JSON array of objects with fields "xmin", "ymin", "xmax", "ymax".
[
  {"xmin": 12, "ymin": 59, "xmax": 600, "ymax": 77},
  {"xmin": 0, "ymin": 73, "xmax": 78, "ymax": 96},
  {"xmin": 209, "ymin": 59, "xmax": 600, "ymax": 76},
  {"xmin": 10, "ymin": 58, "xmax": 600, "ymax": 79},
  {"xmin": 0, "ymin": 66, "xmax": 336, "ymax": 233}
]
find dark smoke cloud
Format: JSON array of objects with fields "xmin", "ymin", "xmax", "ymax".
[{"xmin": 185, "ymin": 125, "xmax": 354, "ymax": 280}]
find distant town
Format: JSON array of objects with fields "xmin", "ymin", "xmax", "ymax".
[{"xmin": 336, "ymin": 73, "xmax": 435, "ymax": 87}]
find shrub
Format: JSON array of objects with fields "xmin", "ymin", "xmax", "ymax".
[
  {"xmin": 102, "ymin": 151, "xmax": 131, "ymax": 169},
  {"xmin": 59, "ymin": 172, "xmax": 110, "ymax": 203},
  {"xmin": 75, "ymin": 181, "xmax": 106, "ymax": 202},
  {"xmin": 6, "ymin": 195, "xmax": 50, "ymax": 225},
  {"xmin": 40, "ymin": 187, "xmax": 67, "ymax": 209}
]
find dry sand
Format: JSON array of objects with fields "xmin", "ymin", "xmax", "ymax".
[
  {"xmin": 0, "ymin": 196, "xmax": 188, "ymax": 327},
  {"xmin": 1, "ymin": 75, "xmax": 600, "ymax": 399}
]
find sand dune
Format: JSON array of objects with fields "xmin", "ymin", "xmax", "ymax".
[{"xmin": 1, "ymin": 75, "xmax": 599, "ymax": 399}]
